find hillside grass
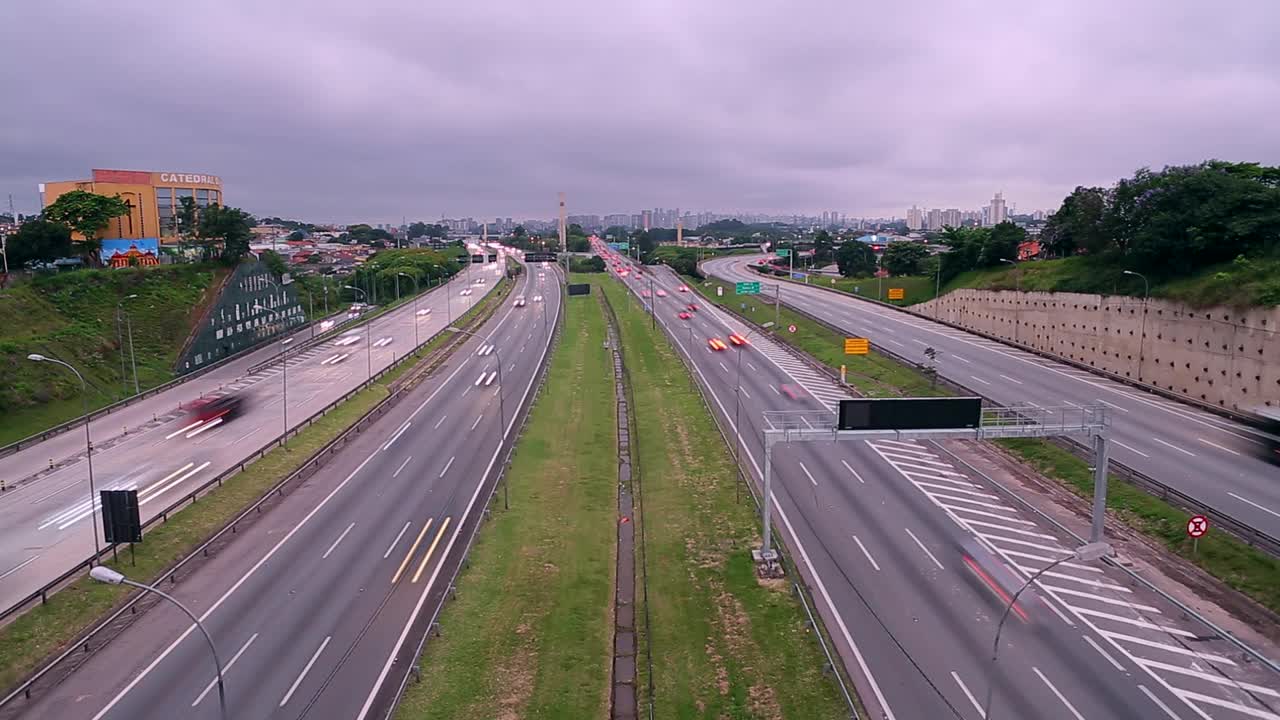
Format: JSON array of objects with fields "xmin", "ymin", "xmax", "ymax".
[
  {"xmin": 602, "ymin": 278, "xmax": 850, "ymax": 719},
  {"xmin": 398, "ymin": 274, "xmax": 616, "ymax": 719},
  {"xmin": 0, "ymin": 265, "xmax": 222, "ymax": 444}
]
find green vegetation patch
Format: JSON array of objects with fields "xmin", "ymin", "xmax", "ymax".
[
  {"xmin": 0, "ymin": 381, "xmax": 389, "ymax": 693},
  {"xmin": 601, "ymin": 279, "xmax": 848, "ymax": 719},
  {"xmin": 397, "ymin": 276, "xmax": 616, "ymax": 719},
  {"xmin": 996, "ymin": 439, "xmax": 1280, "ymax": 614}
]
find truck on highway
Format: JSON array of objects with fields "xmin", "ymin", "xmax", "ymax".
[{"xmin": 1248, "ymin": 407, "xmax": 1280, "ymax": 466}]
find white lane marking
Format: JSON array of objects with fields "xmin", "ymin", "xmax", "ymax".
[
  {"xmin": 940, "ymin": 505, "xmax": 1037, "ymax": 526},
  {"xmin": 998, "ymin": 374, "xmax": 1023, "ymax": 385},
  {"xmin": 1196, "ymin": 437, "xmax": 1240, "ymax": 456},
  {"xmin": 913, "ymin": 482, "xmax": 995, "ymax": 499},
  {"xmin": 383, "ymin": 522, "xmax": 412, "ymax": 559},
  {"xmin": 840, "ymin": 460, "xmax": 864, "ymax": 483},
  {"xmin": 962, "ymin": 520, "xmax": 1056, "ymax": 540},
  {"xmin": 1001, "ymin": 550, "xmax": 1103, "ymax": 573},
  {"xmin": 719, "ymin": 361, "xmax": 730, "ymax": 373},
  {"xmin": 1063, "ymin": 400, "xmax": 1081, "ymax": 408},
  {"xmin": 1138, "ymin": 658, "xmax": 1280, "ymax": 698},
  {"xmin": 391, "ymin": 453, "xmax": 412, "ymax": 476},
  {"xmin": 875, "ymin": 452, "xmax": 953, "ymax": 469},
  {"xmin": 165, "ymin": 419, "xmax": 204, "ymax": 440},
  {"xmin": 279, "ymin": 636, "xmax": 332, "ymax": 707},
  {"xmin": 136, "ymin": 462, "xmax": 212, "ymax": 510},
  {"xmin": 509, "ymin": 363, "xmax": 516, "ymax": 372},
  {"xmin": 1138, "ymin": 685, "xmax": 1185, "ymax": 720},
  {"xmin": 1038, "ymin": 570, "xmax": 1130, "ymax": 591},
  {"xmin": 0, "ymin": 556, "xmax": 39, "ymax": 581},
  {"xmin": 1096, "ymin": 398, "xmax": 1129, "ymax": 413},
  {"xmin": 969, "ymin": 375, "xmax": 991, "ymax": 385},
  {"xmin": 904, "ymin": 527, "xmax": 944, "ymax": 570},
  {"xmin": 1152, "ymin": 437, "xmax": 1196, "ymax": 457},
  {"xmin": 1042, "ymin": 586, "xmax": 1153, "ymax": 610},
  {"xmin": 433, "ymin": 415, "xmax": 447, "ymax": 430},
  {"xmin": 382, "ymin": 421, "xmax": 412, "ymax": 451},
  {"xmin": 485, "ymin": 371, "xmax": 498, "ymax": 386},
  {"xmin": 951, "ymin": 671, "xmax": 985, "ymax": 718},
  {"xmin": 439, "ymin": 455, "xmax": 456, "ymax": 478},
  {"xmin": 92, "ymin": 448, "xmax": 382, "ymax": 720},
  {"xmin": 1112, "ymin": 440, "xmax": 1150, "ymax": 458},
  {"xmin": 1074, "ymin": 607, "xmax": 1195, "ymax": 637},
  {"xmin": 929, "ymin": 493, "xmax": 1022, "ymax": 514},
  {"xmin": 740, "ymin": 387, "xmax": 751, "ymax": 400},
  {"xmin": 471, "ymin": 414, "xmax": 483, "ymax": 431},
  {"xmin": 747, "ymin": 362, "xmax": 757, "ymax": 372},
  {"xmin": 323, "ymin": 522, "xmax": 356, "ymax": 559},
  {"xmin": 474, "ymin": 373, "xmax": 486, "ymax": 386},
  {"xmin": 232, "ymin": 425, "xmax": 263, "ymax": 446},
  {"xmin": 192, "ymin": 633, "xmax": 258, "ymax": 706},
  {"xmin": 886, "ymin": 339, "xmax": 905, "ymax": 348},
  {"xmin": 952, "ymin": 354, "xmax": 971, "ymax": 364},
  {"xmin": 185, "ymin": 416, "xmax": 223, "ymax": 438},
  {"xmin": 1228, "ymin": 492, "xmax": 1280, "ymax": 520},
  {"xmin": 1083, "ymin": 635, "xmax": 1126, "ymax": 672},
  {"xmin": 1032, "ymin": 667, "xmax": 1086, "ymax": 720},
  {"xmin": 1171, "ymin": 688, "xmax": 1280, "ymax": 719},
  {"xmin": 851, "ymin": 535, "xmax": 880, "ymax": 571},
  {"xmin": 798, "ymin": 462, "xmax": 818, "ymax": 486}
]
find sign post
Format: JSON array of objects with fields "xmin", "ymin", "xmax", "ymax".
[
  {"xmin": 735, "ymin": 281, "xmax": 761, "ymax": 295},
  {"xmin": 888, "ymin": 288, "xmax": 905, "ymax": 301},
  {"xmin": 1187, "ymin": 514, "xmax": 1209, "ymax": 554},
  {"xmin": 843, "ymin": 337, "xmax": 869, "ymax": 355}
]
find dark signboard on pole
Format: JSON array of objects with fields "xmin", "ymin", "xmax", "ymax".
[
  {"xmin": 525, "ymin": 252, "xmax": 557, "ymax": 263},
  {"xmin": 838, "ymin": 397, "xmax": 982, "ymax": 431},
  {"xmin": 567, "ymin": 283, "xmax": 591, "ymax": 296},
  {"xmin": 100, "ymin": 489, "xmax": 142, "ymax": 544}
]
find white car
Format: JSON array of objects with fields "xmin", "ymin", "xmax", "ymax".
[
  {"xmin": 533, "ymin": 295, "xmax": 543, "ymax": 302},
  {"xmin": 514, "ymin": 296, "xmax": 527, "ymax": 307},
  {"xmin": 416, "ymin": 308, "xmax": 432, "ymax": 316},
  {"xmin": 460, "ymin": 288, "xmax": 473, "ymax": 296}
]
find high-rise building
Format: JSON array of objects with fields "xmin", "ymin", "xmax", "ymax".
[
  {"xmin": 926, "ymin": 208, "xmax": 942, "ymax": 231},
  {"xmin": 641, "ymin": 210, "xmax": 652, "ymax": 231},
  {"xmin": 906, "ymin": 205, "xmax": 923, "ymax": 231},
  {"xmin": 989, "ymin": 192, "xmax": 1008, "ymax": 226},
  {"xmin": 941, "ymin": 209, "xmax": 961, "ymax": 228}
]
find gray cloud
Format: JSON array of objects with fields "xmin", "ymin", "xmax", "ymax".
[{"xmin": 2, "ymin": 0, "xmax": 1278, "ymax": 223}]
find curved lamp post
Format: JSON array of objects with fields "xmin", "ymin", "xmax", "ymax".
[
  {"xmin": 343, "ymin": 285, "xmax": 373, "ymax": 379},
  {"xmin": 1123, "ymin": 270, "xmax": 1150, "ymax": 381},
  {"xmin": 28, "ymin": 354, "xmax": 100, "ymax": 554}
]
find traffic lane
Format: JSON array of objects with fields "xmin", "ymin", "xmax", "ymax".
[
  {"xmin": 17, "ymin": 324, "xmax": 500, "ymax": 720},
  {"xmin": 0, "ymin": 280, "xmax": 505, "ymax": 609},
  {"xmin": 707, "ymin": 256, "xmax": 1280, "ymax": 534}
]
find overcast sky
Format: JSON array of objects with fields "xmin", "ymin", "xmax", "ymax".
[{"xmin": 2, "ymin": 1, "xmax": 1278, "ymax": 224}]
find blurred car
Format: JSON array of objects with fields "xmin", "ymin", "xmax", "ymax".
[
  {"xmin": 186, "ymin": 393, "xmax": 249, "ymax": 425},
  {"xmin": 533, "ymin": 295, "xmax": 543, "ymax": 302},
  {"xmin": 640, "ymin": 290, "xmax": 650, "ymax": 298},
  {"xmin": 677, "ymin": 285, "xmax": 688, "ymax": 292},
  {"xmin": 514, "ymin": 296, "xmax": 527, "ymax": 307},
  {"xmin": 687, "ymin": 303, "xmax": 698, "ymax": 312},
  {"xmin": 728, "ymin": 333, "xmax": 749, "ymax": 346},
  {"xmin": 678, "ymin": 311, "xmax": 691, "ymax": 320},
  {"xmin": 656, "ymin": 289, "xmax": 667, "ymax": 297},
  {"xmin": 708, "ymin": 338, "xmax": 728, "ymax": 351},
  {"xmin": 1245, "ymin": 407, "xmax": 1280, "ymax": 465},
  {"xmin": 460, "ymin": 288, "xmax": 473, "ymax": 296},
  {"xmin": 416, "ymin": 308, "xmax": 432, "ymax": 316}
]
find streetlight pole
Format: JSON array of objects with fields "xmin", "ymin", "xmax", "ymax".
[
  {"xmin": 982, "ymin": 542, "xmax": 1112, "ymax": 720},
  {"xmin": 398, "ymin": 272, "xmax": 419, "ymax": 348},
  {"xmin": 446, "ymin": 326, "xmax": 508, "ymax": 508},
  {"xmin": 90, "ymin": 567, "xmax": 228, "ymax": 720},
  {"xmin": 343, "ymin": 286, "xmax": 372, "ymax": 379},
  {"xmin": 252, "ymin": 304, "xmax": 291, "ymax": 447},
  {"xmin": 1123, "ymin": 270, "xmax": 1150, "ymax": 382},
  {"xmin": 28, "ymin": 354, "xmax": 100, "ymax": 554},
  {"xmin": 117, "ymin": 294, "xmax": 140, "ymax": 396},
  {"xmin": 733, "ymin": 322, "xmax": 773, "ymax": 503},
  {"xmin": 1001, "ymin": 258, "xmax": 1020, "ymax": 344},
  {"xmin": 934, "ymin": 252, "xmax": 943, "ymax": 319}
]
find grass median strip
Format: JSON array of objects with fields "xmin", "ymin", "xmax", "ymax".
[
  {"xmin": 603, "ymin": 279, "xmax": 848, "ymax": 719},
  {"xmin": 696, "ymin": 268, "xmax": 1280, "ymax": 617},
  {"xmin": 396, "ymin": 279, "xmax": 616, "ymax": 719},
  {"xmin": 0, "ymin": 284, "xmax": 513, "ymax": 695}
]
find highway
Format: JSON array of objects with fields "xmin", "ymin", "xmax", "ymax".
[
  {"xmin": 703, "ymin": 254, "xmax": 1280, "ymax": 539},
  {"xmin": 11, "ymin": 260, "xmax": 562, "ymax": 720},
  {"xmin": 0, "ymin": 264, "xmax": 501, "ymax": 614},
  {"xmin": 604, "ymin": 245, "xmax": 1280, "ymax": 720}
]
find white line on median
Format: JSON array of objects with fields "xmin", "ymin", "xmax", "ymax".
[
  {"xmin": 904, "ymin": 527, "xmax": 944, "ymax": 570},
  {"xmin": 433, "ymin": 415, "xmax": 447, "ymax": 430},
  {"xmin": 383, "ymin": 522, "xmax": 412, "ymax": 559},
  {"xmin": 840, "ymin": 459, "xmax": 864, "ymax": 483},
  {"xmin": 439, "ymin": 455, "xmax": 455, "ymax": 478},
  {"xmin": 1228, "ymin": 492, "xmax": 1280, "ymax": 520},
  {"xmin": 1033, "ymin": 667, "xmax": 1086, "ymax": 720},
  {"xmin": 471, "ymin": 415, "xmax": 483, "ymax": 430},
  {"xmin": 382, "ymin": 421, "xmax": 412, "ymax": 451},
  {"xmin": 393, "ymin": 456, "xmax": 413, "ymax": 478},
  {"xmin": 851, "ymin": 535, "xmax": 881, "ymax": 571},
  {"xmin": 279, "ymin": 636, "xmax": 331, "ymax": 707},
  {"xmin": 192, "ymin": 633, "xmax": 258, "ymax": 706},
  {"xmin": 322, "ymin": 522, "xmax": 356, "ymax": 559},
  {"xmin": 798, "ymin": 461, "xmax": 818, "ymax": 486},
  {"xmin": 950, "ymin": 671, "xmax": 985, "ymax": 718},
  {"xmin": 1083, "ymin": 635, "xmax": 1126, "ymax": 672},
  {"xmin": 0, "ymin": 556, "xmax": 39, "ymax": 581}
]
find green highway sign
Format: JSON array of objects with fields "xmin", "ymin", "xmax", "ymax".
[
  {"xmin": 736, "ymin": 281, "xmax": 761, "ymax": 295},
  {"xmin": 776, "ymin": 248, "xmax": 791, "ymax": 257}
]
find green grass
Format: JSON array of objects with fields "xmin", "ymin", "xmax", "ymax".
[
  {"xmin": 996, "ymin": 439, "xmax": 1280, "ymax": 614},
  {"xmin": 0, "ymin": 265, "xmax": 223, "ymax": 445},
  {"xmin": 602, "ymin": 279, "xmax": 849, "ymax": 719},
  {"xmin": 0, "ymin": 380, "xmax": 390, "ymax": 692},
  {"xmin": 397, "ymin": 276, "xmax": 616, "ymax": 719},
  {"xmin": 690, "ymin": 276, "xmax": 949, "ymax": 398}
]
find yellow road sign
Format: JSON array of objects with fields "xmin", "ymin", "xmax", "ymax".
[
  {"xmin": 887, "ymin": 288, "xmax": 905, "ymax": 300},
  {"xmin": 844, "ymin": 337, "xmax": 869, "ymax": 355}
]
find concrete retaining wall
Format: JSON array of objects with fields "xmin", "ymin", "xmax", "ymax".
[{"xmin": 916, "ymin": 289, "xmax": 1280, "ymax": 412}]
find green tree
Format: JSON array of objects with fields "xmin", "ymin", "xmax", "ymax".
[
  {"xmin": 287, "ymin": 229, "xmax": 306, "ymax": 242},
  {"xmin": 261, "ymin": 250, "xmax": 287, "ymax": 277},
  {"xmin": 511, "ymin": 225, "xmax": 526, "ymax": 238},
  {"xmin": 407, "ymin": 221, "xmax": 429, "ymax": 240},
  {"xmin": 5, "ymin": 219, "xmax": 73, "ymax": 268},
  {"xmin": 198, "ymin": 204, "xmax": 255, "ymax": 265},
  {"xmin": 835, "ymin": 241, "xmax": 877, "ymax": 277},
  {"xmin": 176, "ymin": 196, "xmax": 201, "ymax": 250},
  {"xmin": 41, "ymin": 190, "xmax": 130, "ymax": 267},
  {"xmin": 939, "ymin": 226, "xmax": 989, "ymax": 281},
  {"xmin": 812, "ymin": 230, "xmax": 835, "ymax": 263},
  {"xmin": 882, "ymin": 242, "xmax": 930, "ymax": 275},
  {"xmin": 1041, "ymin": 186, "xmax": 1106, "ymax": 258},
  {"xmin": 980, "ymin": 222, "xmax": 1025, "ymax": 267},
  {"xmin": 566, "ymin": 235, "xmax": 591, "ymax": 253}
]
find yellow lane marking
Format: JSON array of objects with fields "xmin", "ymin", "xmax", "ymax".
[
  {"xmin": 412, "ymin": 516, "xmax": 452, "ymax": 583},
  {"xmin": 391, "ymin": 518, "xmax": 433, "ymax": 584}
]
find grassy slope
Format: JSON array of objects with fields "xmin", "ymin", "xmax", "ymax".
[
  {"xmin": 0, "ymin": 265, "xmax": 222, "ymax": 444},
  {"xmin": 397, "ymin": 277, "xmax": 616, "ymax": 719},
  {"xmin": 603, "ymin": 279, "xmax": 847, "ymax": 719}
]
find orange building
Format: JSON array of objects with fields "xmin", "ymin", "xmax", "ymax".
[{"xmin": 40, "ymin": 168, "xmax": 224, "ymax": 244}]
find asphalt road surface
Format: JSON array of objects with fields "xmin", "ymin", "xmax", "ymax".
[
  {"xmin": 0, "ymin": 265, "xmax": 503, "ymax": 613},
  {"xmin": 703, "ymin": 254, "xmax": 1280, "ymax": 539},
  {"xmin": 12, "ymin": 262, "xmax": 562, "ymax": 720},
  {"xmin": 602, "ymin": 246, "xmax": 1280, "ymax": 720}
]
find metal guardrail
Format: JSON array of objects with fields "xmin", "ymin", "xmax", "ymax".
[
  {"xmin": 737, "ymin": 282, "xmax": 1280, "ymax": 560},
  {"xmin": 0, "ymin": 277, "xmax": 516, "ymax": 711},
  {"xmin": 380, "ymin": 268, "xmax": 564, "ymax": 719}
]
